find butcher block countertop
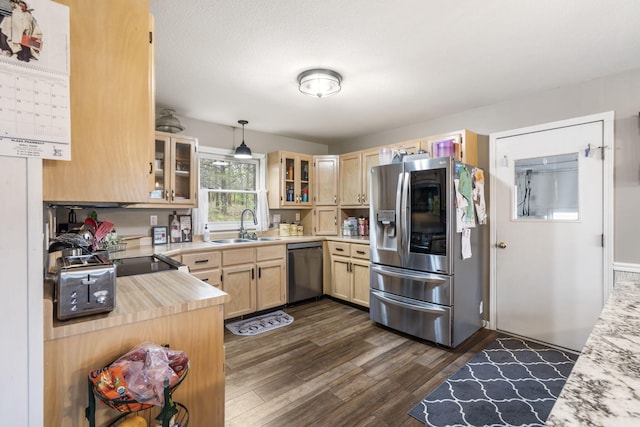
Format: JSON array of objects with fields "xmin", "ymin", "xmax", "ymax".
[{"xmin": 43, "ymin": 270, "xmax": 228, "ymax": 341}]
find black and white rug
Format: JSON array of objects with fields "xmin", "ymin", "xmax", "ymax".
[
  {"xmin": 408, "ymin": 335, "xmax": 578, "ymax": 426},
  {"xmin": 225, "ymin": 310, "xmax": 294, "ymax": 336}
]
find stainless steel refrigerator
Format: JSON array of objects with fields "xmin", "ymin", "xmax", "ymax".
[{"xmin": 369, "ymin": 155, "xmax": 485, "ymax": 347}]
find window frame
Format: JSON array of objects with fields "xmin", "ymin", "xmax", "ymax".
[{"xmin": 198, "ymin": 146, "xmax": 266, "ymax": 232}]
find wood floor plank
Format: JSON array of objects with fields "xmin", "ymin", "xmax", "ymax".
[{"xmin": 225, "ymin": 298, "xmax": 494, "ymax": 426}]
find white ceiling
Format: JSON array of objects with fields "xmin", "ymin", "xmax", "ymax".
[{"xmin": 149, "ymin": 0, "xmax": 640, "ymax": 145}]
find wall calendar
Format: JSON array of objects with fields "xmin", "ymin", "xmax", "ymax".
[{"xmin": 0, "ymin": 0, "xmax": 70, "ymax": 160}]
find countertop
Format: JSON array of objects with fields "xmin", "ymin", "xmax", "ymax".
[
  {"xmin": 113, "ymin": 235, "xmax": 370, "ymax": 259},
  {"xmin": 45, "ymin": 235, "xmax": 369, "ymax": 340},
  {"xmin": 546, "ymin": 281, "xmax": 640, "ymax": 426},
  {"xmin": 44, "ymin": 270, "xmax": 228, "ymax": 340}
]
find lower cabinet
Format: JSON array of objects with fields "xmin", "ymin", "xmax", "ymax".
[
  {"xmin": 327, "ymin": 241, "xmax": 370, "ymax": 307},
  {"xmin": 181, "ymin": 250, "xmax": 222, "ymax": 288},
  {"xmin": 222, "ymin": 244, "xmax": 286, "ymax": 319}
]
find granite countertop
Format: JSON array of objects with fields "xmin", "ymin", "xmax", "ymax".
[{"xmin": 546, "ymin": 281, "xmax": 640, "ymax": 426}]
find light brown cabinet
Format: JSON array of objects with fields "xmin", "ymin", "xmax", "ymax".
[
  {"xmin": 339, "ymin": 148, "xmax": 379, "ymax": 207},
  {"xmin": 147, "ymin": 132, "xmax": 198, "ymax": 206},
  {"xmin": 421, "ymin": 129, "xmax": 478, "ymax": 165},
  {"xmin": 267, "ymin": 151, "xmax": 313, "ymax": 208},
  {"xmin": 327, "ymin": 241, "xmax": 371, "ymax": 307},
  {"xmin": 256, "ymin": 245, "xmax": 287, "ymax": 310},
  {"xmin": 313, "ymin": 155, "xmax": 338, "ymax": 205},
  {"xmin": 313, "ymin": 206, "xmax": 339, "ymax": 236},
  {"xmin": 181, "ymin": 250, "xmax": 221, "ymax": 288},
  {"xmin": 222, "ymin": 244, "xmax": 286, "ymax": 319},
  {"xmin": 44, "ymin": 0, "xmax": 153, "ymax": 204}
]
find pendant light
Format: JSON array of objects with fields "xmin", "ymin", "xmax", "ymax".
[
  {"xmin": 297, "ymin": 68, "xmax": 342, "ymax": 98},
  {"xmin": 234, "ymin": 120, "xmax": 252, "ymax": 159}
]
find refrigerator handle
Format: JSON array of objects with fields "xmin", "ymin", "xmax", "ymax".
[{"xmin": 399, "ymin": 171, "xmax": 410, "ymax": 259}]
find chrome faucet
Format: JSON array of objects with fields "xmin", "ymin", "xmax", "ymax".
[{"xmin": 239, "ymin": 208, "xmax": 257, "ymax": 239}]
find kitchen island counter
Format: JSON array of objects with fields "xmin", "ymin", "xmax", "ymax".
[
  {"xmin": 43, "ymin": 270, "xmax": 228, "ymax": 426},
  {"xmin": 546, "ymin": 281, "xmax": 640, "ymax": 426}
]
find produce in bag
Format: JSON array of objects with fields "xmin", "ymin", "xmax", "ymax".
[{"xmin": 89, "ymin": 342, "xmax": 189, "ymax": 410}]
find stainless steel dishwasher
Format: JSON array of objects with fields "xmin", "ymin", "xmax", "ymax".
[{"xmin": 287, "ymin": 241, "xmax": 323, "ymax": 304}]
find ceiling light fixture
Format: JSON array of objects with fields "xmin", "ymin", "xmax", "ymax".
[
  {"xmin": 297, "ymin": 68, "xmax": 342, "ymax": 98},
  {"xmin": 234, "ymin": 120, "xmax": 252, "ymax": 159},
  {"xmin": 155, "ymin": 108, "xmax": 185, "ymax": 133}
]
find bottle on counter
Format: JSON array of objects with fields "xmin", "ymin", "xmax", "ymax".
[
  {"xmin": 203, "ymin": 224, "xmax": 210, "ymax": 242},
  {"xmin": 170, "ymin": 212, "xmax": 181, "ymax": 243}
]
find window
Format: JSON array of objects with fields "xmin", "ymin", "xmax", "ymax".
[
  {"xmin": 514, "ymin": 153, "xmax": 579, "ymax": 221},
  {"xmin": 198, "ymin": 147, "xmax": 266, "ymax": 232}
]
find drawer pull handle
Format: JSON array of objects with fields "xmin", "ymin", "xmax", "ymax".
[
  {"xmin": 336, "ymin": 248, "xmax": 344, "ymax": 252},
  {"xmin": 195, "ymin": 259, "xmax": 209, "ymax": 264},
  {"xmin": 356, "ymin": 250, "xmax": 365, "ymax": 255}
]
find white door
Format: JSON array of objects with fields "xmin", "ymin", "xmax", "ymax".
[{"xmin": 490, "ymin": 113, "xmax": 614, "ymax": 352}]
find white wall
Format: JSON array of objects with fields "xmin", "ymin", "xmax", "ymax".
[
  {"xmin": 0, "ymin": 157, "xmax": 43, "ymax": 426},
  {"xmin": 338, "ymin": 67, "xmax": 640, "ymax": 264},
  {"xmin": 176, "ymin": 115, "xmax": 329, "ymax": 156}
]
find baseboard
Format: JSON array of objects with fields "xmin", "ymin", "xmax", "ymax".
[{"xmin": 613, "ymin": 262, "xmax": 640, "ymax": 274}]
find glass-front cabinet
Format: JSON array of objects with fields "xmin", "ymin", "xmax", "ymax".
[
  {"xmin": 149, "ymin": 132, "xmax": 198, "ymax": 206},
  {"xmin": 267, "ymin": 151, "xmax": 313, "ymax": 208}
]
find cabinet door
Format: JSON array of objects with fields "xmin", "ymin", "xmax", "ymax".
[
  {"xmin": 257, "ymin": 259, "xmax": 286, "ymax": 310},
  {"xmin": 339, "ymin": 153, "xmax": 362, "ymax": 206},
  {"xmin": 149, "ymin": 134, "xmax": 171, "ymax": 203},
  {"xmin": 43, "ymin": 0, "xmax": 151, "ymax": 204},
  {"xmin": 361, "ymin": 149, "xmax": 380, "ymax": 206},
  {"xmin": 314, "ymin": 207, "xmax": 338, "ymax": 236},
  {"xmin": 351, "ymin": 259, "xmax": 371, "ymax": 307},
  {"xmin": 170, "ymin": 136, "xmax": 198, "ymax": 205},
  {"xmin": 314, "ymin": 156, "xmax": 338, "ymax": 205},
  {"xmin": 297, "ymin": 154, "xmax": 313, "ymax": 207},
  {"xmin": 331, "ymin": 256, "xmax": 351, "ymax": 301},
  {"xmin": 222, "ymin": 264, "xmax": 255, "ymax": 319}
]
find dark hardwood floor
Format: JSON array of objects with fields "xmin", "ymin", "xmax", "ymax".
[{"xmin": 224, "ymin": 298, "xmax": 498, "ymax": 427}]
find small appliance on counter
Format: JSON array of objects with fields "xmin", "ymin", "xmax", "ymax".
[{"xmin": 54, "ymin": 252, "xmax": 116, "ymax": 320}]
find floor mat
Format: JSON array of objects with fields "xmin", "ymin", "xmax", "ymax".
[
  {"xmin": 408, "ymin": 335, "xmax": 577, "ymax": 426},
  {"xmin": 225, "ymin": 310, "xmax": 294, "ymax": 336}
]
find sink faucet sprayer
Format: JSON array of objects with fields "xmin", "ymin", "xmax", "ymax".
[{"xmin": 239, "ymin": 208, "xmax": 257, "ymax": 239}]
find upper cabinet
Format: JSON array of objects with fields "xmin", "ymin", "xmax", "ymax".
[
  {"xmin": 339, "ymin": 148, "xmax": 379, "ymax": 207},
  {"xmin": 44, "ymin": 0, "xmax": 153, "ymax": 204},
  {"xmin": 147, "ymin": 132, "xmax": 198, "ymax": 206},
  {"xmin": 267, "ymin": 151, "xmax": 313, "ymax": 209},
  {"xmin": 421, "ymin": 129, "xmax": 478, "ymax": 165},
  {"xmin": 313, "ymin": 155, "xmax": 338, "ymax": 205}
]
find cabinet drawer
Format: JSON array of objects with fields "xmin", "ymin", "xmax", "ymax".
[
  {"xmin": 191, "ymin": 269, "xmax": 222, "ymax": 288},
  {"xmin": 328, "ymin": 241, "xmax": 350, "ymax": 256},
  {"xmin": 181, "ymin": 251, "xmax": 221, "ymax": 271},
  {"xmin": 350, "ymin": 244, "xmax": 370, "ymax": 260},
  {"xmin": 223, "ymin": 247, "xmax": 255, "ymax": 266},
  {"xmin": 257, "ymin": 244, "xmax": 285, "ymax": 262}
]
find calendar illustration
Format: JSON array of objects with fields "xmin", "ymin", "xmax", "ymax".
[{"xmin": 0, "ymin": 0, "xmax": 70, "ymax": 160}]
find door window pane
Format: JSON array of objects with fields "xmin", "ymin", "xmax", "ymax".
[{"xmin": 514, "ymin": 153, "xmax": 579, "ymax": 220}]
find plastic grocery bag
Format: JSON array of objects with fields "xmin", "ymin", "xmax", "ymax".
[{"xmin": 89, "ymin": 342, "xmax": 189, "ymax": 409}]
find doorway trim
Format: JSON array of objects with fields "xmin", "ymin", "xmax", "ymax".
[{"xmin": 488, "ymin": 111, "xmax": 614, "ymax": 331}]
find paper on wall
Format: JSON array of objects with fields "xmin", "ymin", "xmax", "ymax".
[
  {"xmin": 461, "ymin": 228, "xmax": 472, "ymax": 259},
  {"xmin": 0, "ymin": 0, "xmax": 71, "ymax": 160}
]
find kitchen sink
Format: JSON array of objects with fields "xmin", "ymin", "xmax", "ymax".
[
  {"xmin": 209, "ymin": 238, "xmax": 252, "ymax": 244},
  {"xmin": 208, "ymin": 237, "xmax": 280, "ymax": 245}
]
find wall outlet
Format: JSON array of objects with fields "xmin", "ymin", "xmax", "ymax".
[
  {"xmin": 150, "ymin": 215, "xmax": 158, "ymax": 226},
  {"xmin": 295, "ymin": 212, "xmax": 300, "ymax": 221}
]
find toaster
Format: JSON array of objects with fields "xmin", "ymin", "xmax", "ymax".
[{"xmin": 54, "ymin": 253, "xmax": 116, "ymax": 320}]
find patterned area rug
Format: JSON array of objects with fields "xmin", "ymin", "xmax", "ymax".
[
  {"xmin": 225, "ymin": 310, "xmax": 294, "ymax": 336},
  {"xmin": 408, "ymin": 335, "xmax": 578, "ymax": 426}
]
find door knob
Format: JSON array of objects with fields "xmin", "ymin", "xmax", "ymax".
[{"xmin": 497, "ymin": 242, "xmax": 507, "ymax": 249}]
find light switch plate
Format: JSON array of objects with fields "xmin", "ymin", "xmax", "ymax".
[
  {"xmin": 150, "ymin": 215, "xmax": 158, "ymax": 226},
  {"xmin": 295, "ymin": 213, "xmax": 300, "ymax": 221}
]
